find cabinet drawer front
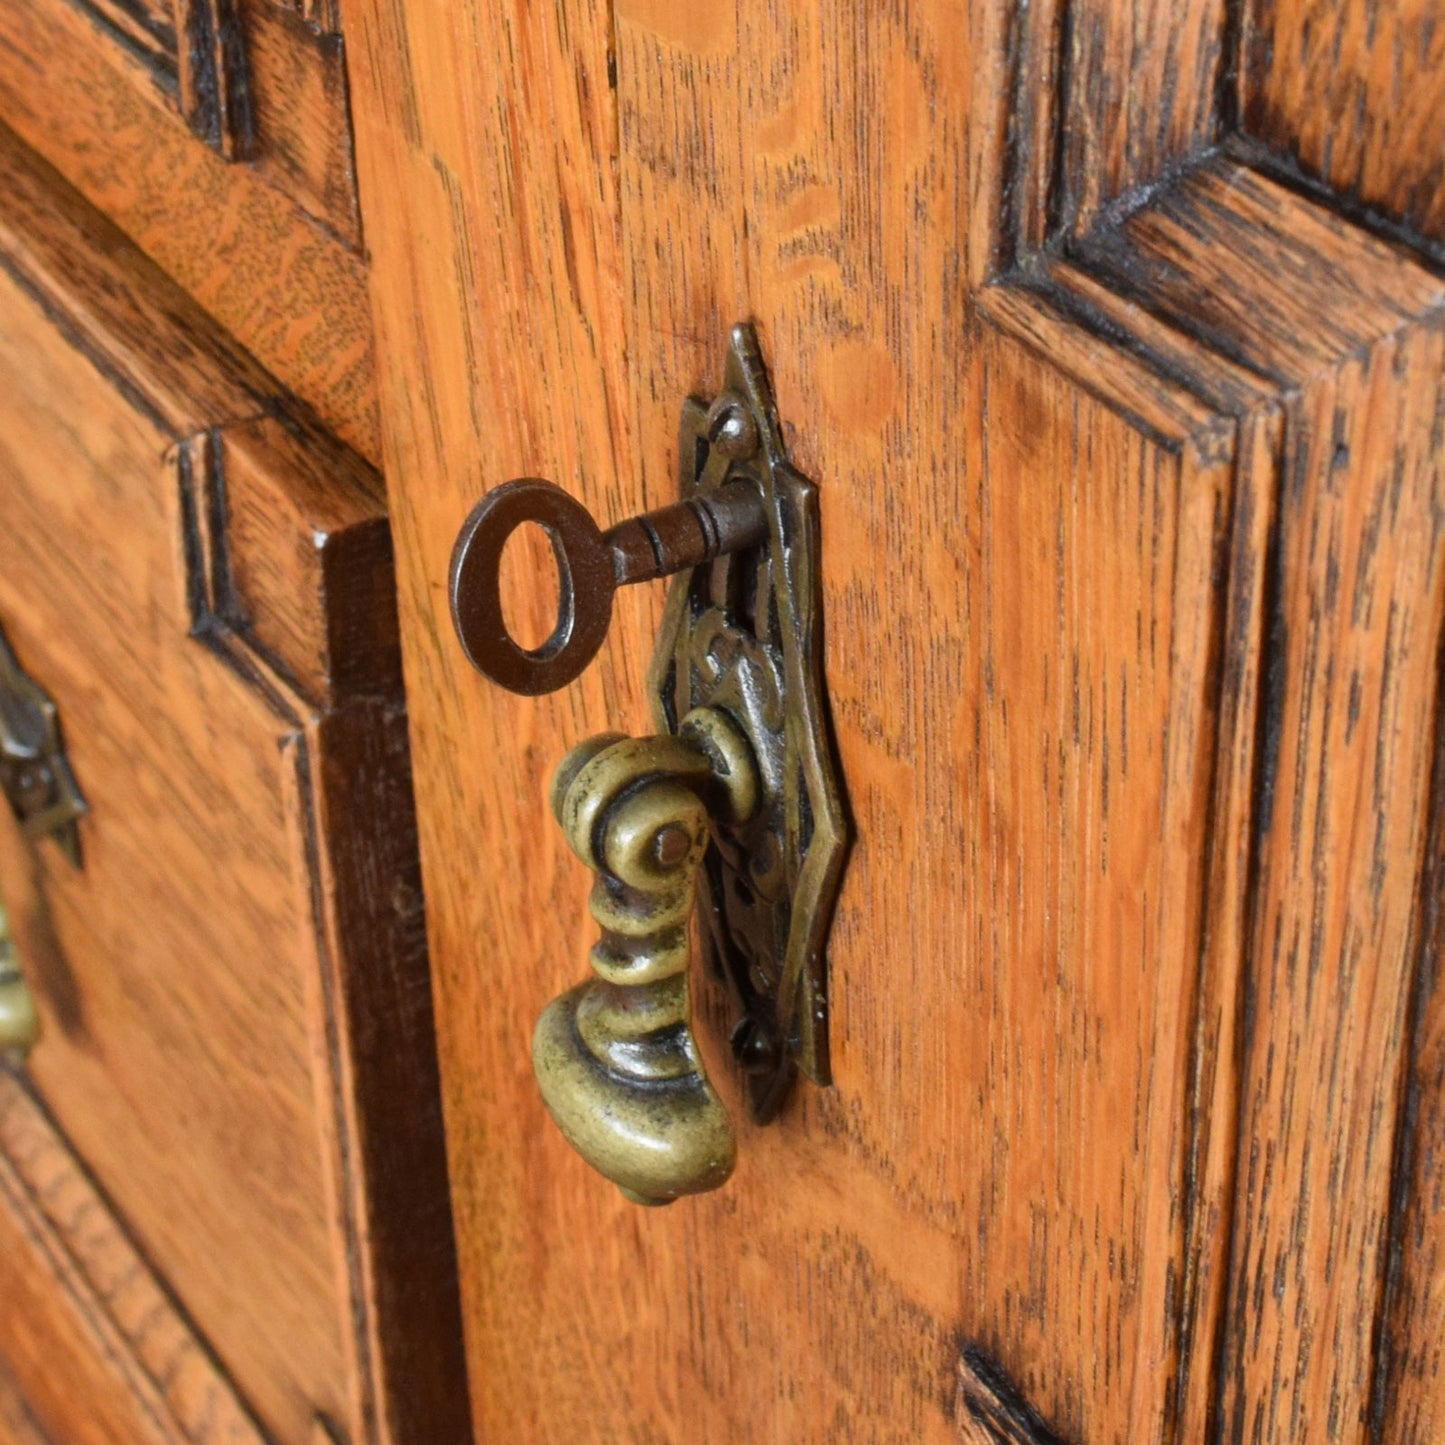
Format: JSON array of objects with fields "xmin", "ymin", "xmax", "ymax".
[
  {"xmin": 0, "ymin": 0, "xmax": 377, "ymax": 462},
  {"xmin": 0, "ymin": 130, "xmax": 465, "ymax": 1445}
]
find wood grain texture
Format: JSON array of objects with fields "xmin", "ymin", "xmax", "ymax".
[
  {"xmin": 1241, "ymin": 0, "xmax": 1445, "ymax": 250},
  {"xmin": 88, "ymin": 0, "xmax": 178, "ymax": 78},
  {"xmin": 174, "ymin": 0, "xmax": 253, "ymax": 160},
  {"xmin": 0, "ymin": 129, "xmax": 465, "ymax": 1445},
  {"xmin": 0, "ymin": 0, "xmax": 378, "ymax": 461},
  {"xmin": 0, "ymin": 1073, "xmax": 268, "ymax": 1445}
]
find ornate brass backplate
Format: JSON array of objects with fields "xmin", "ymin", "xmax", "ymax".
[
  {"xmin": 0, "ymin": 622, "xmax": 86, "ymax": 866},
  {"xmin": 650, "ymin": 324, "xmax": 849, "ymax": 1122}
]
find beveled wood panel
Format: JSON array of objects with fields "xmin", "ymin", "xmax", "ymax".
[
  {"xmin": 234, "ymin": 0, "xmax": 365, "ymax": 245},
  {"xmin": 0, "ymin": 128, "xmax": 465, "ymax": 1445},
  {"xmin": 1005, "ymin": 0, "xmax": 1229, "ymax": 253},
  {"xmin": 1063, "ymin": 160, "xmax": 1445, "ymax": 1445}
]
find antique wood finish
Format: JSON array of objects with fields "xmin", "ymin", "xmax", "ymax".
[
  {"xmin": 174, "ymin": 0, "xmax": 252, "ymax": 161},
  {"xmin": 345, "ymin": 0, "xmax": 1445, "ymax": 1440},
  {"xmin": 1069, "ymin": 159, "xmax": 1445, "ymax": 1445},
  {"xmin": 0, "ymin": 129, "xmax": 466, "ymax": 1445},
  {"xmin": 0, "ymin": 0, "xmax": 377, "ymax": 460}
]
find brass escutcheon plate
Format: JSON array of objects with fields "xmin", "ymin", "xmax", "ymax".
[{"xmin": 650, "ymin": 324, "xmax": 849, "ymax": 1123}]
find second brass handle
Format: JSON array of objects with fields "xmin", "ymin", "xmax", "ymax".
[
  {"xmin": 533, "ymin": 705, "xmax": 759, "ymax": 1204},
  {"xmin": 0, "ymin": 896, "xmax": 39, "ymax": 1063}
]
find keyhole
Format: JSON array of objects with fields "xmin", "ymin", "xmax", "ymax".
[{"xmin": 498, "ymin": 521, "xmax": 564, "ymax": 654}]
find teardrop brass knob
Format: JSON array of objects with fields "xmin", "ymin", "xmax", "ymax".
[
  {"xmin": 0, "ymin": 897, "xmax": 39, "ymax": 1063},
  {"xmin": 533, "ymin": 705, "xmax": 759, "ymax": 1204}
]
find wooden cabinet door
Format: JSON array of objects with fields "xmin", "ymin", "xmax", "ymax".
[{"xmin": 340, "ymin": 1, "xmax": 1445, "ymax": 1441}]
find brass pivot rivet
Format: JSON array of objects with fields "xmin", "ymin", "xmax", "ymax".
[
  {"xmin": 704, "ymin": 393, "xmax": 759, "ymax": 460},
  {"xmin": 730, "ymin": 1015, "xmax": 783, "ymax": 1076},
  {"xmin": 653, "ymin": 824, "xmax": 693, "ymax": 868}
]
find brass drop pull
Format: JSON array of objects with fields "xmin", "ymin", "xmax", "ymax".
[
  {"xmin": 0, "ymin": 897, "xmax": 39, "ymax": 1063},
  {"xmin": 535, "ymin": 707, "xmax": 758, "ymax": 1204},
  {"xmin": 450, "ymin": 324, "xmax": 850, "ymax": 1201}
]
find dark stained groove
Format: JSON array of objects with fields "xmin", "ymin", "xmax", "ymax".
[
  {"xmin": 1043, "ymin": 0, "xmax": 1075, "ymax": 243},
  {"xmin": 956, "ymin": 1345, "xmax": 1077, "ymax": 1444},
  {"xmin": 180, "ymin": 0, "xmax": 254, "ymax": 158},
  {"xmin": 1008, "ymin": 263, "xmax": 1246, "ymax": 419},
  {"xmin": 1078, "ymin": 141, "xmax": 1229, "ymax": 243},
  {"xmin": 204, "ymin": 424, "xmax": 241, "ymax": 628},
  {"xmin": 1064, "ymin": 238, "xmax": 1285, "ymax": 389},
  {"xmin": 1209, "ymin": 434, "xmax": 1290, "ymax": 1445},
  {"xmin": 192, "ymin": 423, "xmax": 326, "ymax": 707},
  {"xmin": 994, "ymin": 0, "xmax": 1028, "ymax": 274},
  {"xmin": 1215, "ymin": 0, "xmax": 1245, "ymax": 133},
  {"xmin": 1364, "ymin": 623, "xmax": 1445, "ymax": 1443},
  {"xmin": 175, "ymin": 420, "xmax": 325, "ymax": 722}
]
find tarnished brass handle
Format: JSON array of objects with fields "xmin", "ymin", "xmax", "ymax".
[
  {"xmin": 0, "ymin": 897, "xmax": 39, "ymax": 1063},
  {"xmin": 533, "ymin": 705, "xmax": 759, "ymax": 1204},
  {"xmin": 453, "ymin": 325, "xmax": 850, "ymax": 1166}
]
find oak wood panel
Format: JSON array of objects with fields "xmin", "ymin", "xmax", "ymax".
[
  {"xmin": 1242, "ymin": 0, "xmax": 1445, "ymax": 250},
  {"xmin": 0, "ymin": 128, "xmax": 466, "ymax": 1445},
  {"xmin": 0, "ymin": 206, "xmax": 352, "ymax": 1445},
  {"xmin": 342, "ymin": 6, "xmax": 1282, "ymax": 1440},
  {"xmin": 347, "ymin": 0, "xmax": 1445, "ymax": 1440},
  {"xmin": 0, "ymin": 1074, "xmax": 268, "ymax": 1445},
  {"xmin": 0, "ymin": 0, "xmax": 378, "ymax": 461},
  {"xmin": 166, "ymin": 0, "xmax": 362, "ymax": 239}
]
